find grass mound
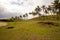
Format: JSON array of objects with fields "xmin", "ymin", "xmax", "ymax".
[{"xmin": 0, "ymin": 15, "xmax": 60, "ymax": 40}]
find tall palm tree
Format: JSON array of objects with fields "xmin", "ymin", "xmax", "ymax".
[
  {"xmin": 35, "ymin": 6, "xmax": 41, "ymax": 13},
  {"xmin": 52, "ymin": 0, "xmax": 60, "ymax": 14},
  {"xmin": 35, "ymin": 6, "xmax": 41, "ymax": 16},
  {"xmin": 41, "ymin": 5, "xmax": 46, "ymax": 12},
  {"xmin": 52, "ymin": 0, "xmax": 60, "ymax": 20},
  {"xmin": 47, "ymin": 5, "xmax": 52, "ymax": 14},
  {"xmin": 52, "ymin": 8, "xmax": 56, "ymax": 14},
  {"xmin": 41, "ymin": 5, "xmax": 47, "ymax": 16},
  {"xmin": 44, "ymin": 9, "xmax": 48, "ymax": 14}
]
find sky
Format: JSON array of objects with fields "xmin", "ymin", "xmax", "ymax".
[{"xmin": 0, "ymin": 0, "xmax": 54, "ymax": 19}]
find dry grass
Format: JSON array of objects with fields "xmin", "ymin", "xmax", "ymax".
[{"xmin": 0, "ymin": 22, "xmax": 7, "ymax": 27}]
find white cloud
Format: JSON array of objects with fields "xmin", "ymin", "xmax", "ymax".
[
  {"xmin": 0, "ymin": 0, "xmax": 54, "ymax": 19},
  {"xmin": 0, "ymin": 0, "xmax": 52, "ymax": 13}
]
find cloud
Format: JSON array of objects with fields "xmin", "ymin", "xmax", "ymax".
[
  {"xmin": 0, "ymin": 0, "xmax": 54, "ymax": 19},
  {"xmin": 0, "ymin": 6, "xmax": 6, "ymax": 18}
]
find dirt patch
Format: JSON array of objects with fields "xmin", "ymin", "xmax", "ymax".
[{"xmin": 0, "ymin": 22, "xmax": 7, "ymax": 27}]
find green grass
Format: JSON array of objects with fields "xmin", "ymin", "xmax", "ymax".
[{"xmin": 0, "ymin": 15, "xmax": 60, "ymax": 40}]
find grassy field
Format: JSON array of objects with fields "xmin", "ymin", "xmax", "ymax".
[{"xmin": 0, "ymin": 15, "xmax": 60, "ymax": 40}]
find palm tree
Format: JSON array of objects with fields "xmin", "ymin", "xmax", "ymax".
[
  {"xmin": 20, "ymin": 15, "xmax": 22, "ymax": 18},
  {"xmin": 25, "ymin": 13, "xmax": 28, "ymax": 17},
  {"xmin": 29, "ymin": 12, "xmax": 32, "ymax": 15},
  {"xmin": 35, "ymin": 6, "xmax": 41, "ymax": 16},
  {"xmin": 25, "ymin": 13, "xmax": 28, "ymax": 19},
  {"xmin": 47, "ymin": 5, "xmax": 52, "ymax": 14},
  {"xmin": 52, "ymin": 0, "xmax": 60, "ymax": 14},
  {"xmin": 41, "ymin": 5, "xmax": 47, "ymax": 16},
  {"xmin": 17, "ymin": 16, "xmax": 20, "ymax": 20},
  {"xmin": 31, "ymin": 11, "xmax": 37, "ymax": 16},
  {"xmin": 10, "ymin": 17, "xmax": 14, "ymax": 21},
  {"xmin": 35, "ymin": 6, "xmax": 41, "ymax": 13},
  {"xmin": 52, "ymin": 0, "xmax": 60, "ymax": 20},
  {"xmin": 23, "ymin": 15, "xmax": 26, "ymax": 19},
  {"xmin": 44, "ymin": 9, "xmax": 48, "ymax": 14},
  {"xmin": 41, "ymin": 5, "xmax": 46, "ymax": 12},
  {"xmin": 14, "ymin": 16, "xmax": 18, "ymax": 21},
  {"xmin": 52, "ymin": 7, "xmax": 56, "ymax": 14}
]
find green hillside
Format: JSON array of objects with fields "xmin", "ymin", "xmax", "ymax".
[{"xmin": 0, "ymin": 15, "xmax": 60, "ymax": 40}]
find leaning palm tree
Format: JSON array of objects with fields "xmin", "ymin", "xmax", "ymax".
[
  {"xmin": 44, "ymin": 9, "xmax": 49, "ymax": 14},
  {"xmin": 17, "ymin": 16, "xmax": 20, "ymax": 20},
  {"xmin": 43, "ymin": 9, "xmax": 49, "ymax": 20},
  {"xmin": 52, "ymin": 0, "xmax": 60, "ymax": 20},
  {"xmin": 35, "ymin": 6, "xmax": 41, "ymax": 16},
  {"xmin": 10, "ymin": 17, "xmax": 14, "ymax": 21},
  {"xmin": 29, "ymin": 12, "xmax": 32, "ymax": 15},
  {"xmin": 35, "ymin": 6, "xmax": 41, "ymax": 13},
  {"xmin": 41, "ymin": 5, "xmax": 46, "ymax": 12},
  {"xmin": 25, "ymin": 13, "xmax": 28, "ymax": 17},
  {"xmin": 20, "ymin": 15, "xmax": 22, "ymax": 18},
  {"xmin": 14, "ymin": 16, "xmax": 19, "ymax": 21},
  {"xmin": 41, "ymin": 5, "xmax": 47, "ymax": 16},
  {"xmin": 23, "ymin": 15, "xmax": 26, "ymax": 19},
  {"xmin": 52, "ymin": 0, "xmax": 60, "ymax": 14},
  {"xmin": 31, "ymin": 11, "xmax": 37, "ymax": 16},
  {"xmin": 25, "ymin": 13, "xmax": 28, "ymax": 19},
  {"xmin": 52, "ymin": 8, "xmax": 56, "ymax": 14},
  {"xmin": 47, "ymin": 5, "xmax": 52, "ymax": 14}
]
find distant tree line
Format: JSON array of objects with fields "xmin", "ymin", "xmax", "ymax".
[{"xmin": 10, "ymin": 0, "xmax": 60, "ymax": 21}]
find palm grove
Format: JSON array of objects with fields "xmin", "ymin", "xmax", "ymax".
[{"xmin": 10, "ymin": 0, "xmax": 60, "ymax": 21}]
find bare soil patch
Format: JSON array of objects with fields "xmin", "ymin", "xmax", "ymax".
[{"xmin": 0, "ymin": 22, "xmax": 7, "ymax": 27}]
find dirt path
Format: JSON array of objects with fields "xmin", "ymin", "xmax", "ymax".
[{"xmin": 0, "ymin": 22, "xmax": 7, "ymax": 27}]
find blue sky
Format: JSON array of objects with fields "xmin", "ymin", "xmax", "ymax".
[{"xmin": 0, "ymin": 0, "xmax": 54, "ymax": 19}]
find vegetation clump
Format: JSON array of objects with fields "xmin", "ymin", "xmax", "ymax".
[
  {"xmin": 7, "ymin": 26, "xmax": 14, "ymax": 29},
  {"xmin": 38, "ymin": 21, "xmax": 59, "ymax": 27}
]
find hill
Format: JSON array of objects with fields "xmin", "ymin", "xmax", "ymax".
[{"xmin": 0, "ymin": 15, "xmax": 60, "ymax": 40}]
